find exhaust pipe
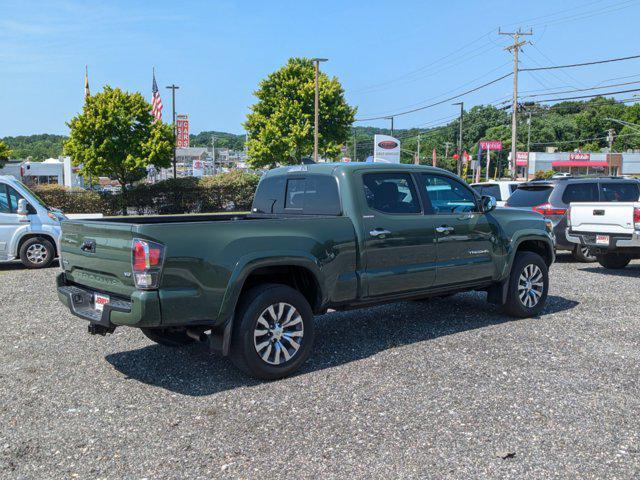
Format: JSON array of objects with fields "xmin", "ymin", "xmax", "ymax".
[{"xmin": 186, "ymin": 328, "xmax": 208, "ymax": 342}]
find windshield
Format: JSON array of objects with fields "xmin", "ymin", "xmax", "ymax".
[
  {"xmin": 506, "ymin": 186, "xmax": 552, "ymax": 207},
  {"xmin": 15, "ymin": 180, "xmax": 51, "ymax": 210}
]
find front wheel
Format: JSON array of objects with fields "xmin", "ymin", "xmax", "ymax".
[
  {"xmin": 230, "ymin": 284, "xmax": 314, "ymax": 380},
  {"xmin": 19, "ymin": 237, "xmax": 55, "ymax": 269},
  {"xmin": 596, "ymin": 253, "xmax": 632, "ymax": 270},
  {"xmin": 502, "ymin": 251, "xmax": 549, "ymax": 318}
]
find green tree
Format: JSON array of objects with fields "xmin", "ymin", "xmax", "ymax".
[
  {"xmin": 64, "ymin": 86, "xmax": 174, "ymax": 188},
  {"xmin": 244, "ymin": 57, "xmax": 356, "ymax": 168},
  {"xmin": 0, "ymin": 140, "xmax": 12, "ymax": 166}
]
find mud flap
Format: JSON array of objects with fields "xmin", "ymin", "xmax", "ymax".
[{"xmin": 487, "ymin": 278, "xmax": 509, "ymax": 306}]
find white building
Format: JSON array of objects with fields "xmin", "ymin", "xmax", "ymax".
[{"xmin": 0, "ymin": 157, "xmax": 84, "ymax": 187}]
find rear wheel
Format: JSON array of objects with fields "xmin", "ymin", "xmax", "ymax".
[
  {"xmin": 141, "ymin": 328, "xmax": 196, "ymax": 347},
  {"xmin": 596, "ymin": 253, "xmax": 632, "ymax": 270},
  {"xmin": 502, "ymin": 251, "xmax": 549, "ymax": 318},
  {"xmin": 19, "ymin": 237, "xmax": 55, "ymax": 269},
  {"xmin": 572, "ymin": 245, "xmax": 596, "ymax": 263},
  {"xmin": 230, "ymin": 284, "xmax": 314, "ymax": 380}
]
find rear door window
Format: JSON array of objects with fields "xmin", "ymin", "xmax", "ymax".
[
  {"xmin": 561, "ymin": 183, "xmax": 599, "ymax": 204},
  {"xmin": 507, "ymin": 186, "xmax": 552, "ymax": 207},
  {"xmin": 284, "ymin": 176, "xmax": 341, "ymax": 214},
  {"xmin": 362, "ymin": 173, "xmax": 421, "ymax": 214},
  {"xmin": 599, "ymin": 182, "xmax": 640, "ymax": 202}
]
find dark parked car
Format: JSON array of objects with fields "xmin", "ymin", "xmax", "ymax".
[{"xmin": 505, "ymin": 176, "xmax": 640, "ymax": 261}]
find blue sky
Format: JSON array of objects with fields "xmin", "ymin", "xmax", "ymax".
[{"xmin": 2, "ymin": 0, "xmax": 640, "ymax": 136}]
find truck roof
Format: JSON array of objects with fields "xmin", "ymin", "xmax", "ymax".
[{"xmin": 263, "ymin": 162, "xmax": 452, "ymax": 178}]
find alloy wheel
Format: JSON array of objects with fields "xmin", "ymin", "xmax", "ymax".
[
  {"xmin": 253, "ymin": 302, "xmax": 304, "ymax": 365},
  {"xmin": 518, "ymin": 264, "xmax": 544, "ymax": 308},
  {"xmin": 26, "ymin": 244, "xmax": 47, "ymax": 264}
]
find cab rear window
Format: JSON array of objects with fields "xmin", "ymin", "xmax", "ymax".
[
  {"xmin": 252, "ymin": 174, "xmax": 341, "ymax": 215},
  {"xmin": 507, "ymin": 186, "xmax": 552, "ymax": 207}
]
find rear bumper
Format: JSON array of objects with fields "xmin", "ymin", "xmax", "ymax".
[
  {"xmin": 56, "ymin": 272, "xmax": 162, "ymax": 328},
  {"xmin": 565, "ymin": 229, "xmax": 640, "ymax": 251}
]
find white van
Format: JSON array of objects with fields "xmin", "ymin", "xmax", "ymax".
[{"xmin": 0, "ymin": 175, "xmax": 64, "ymax": 268}]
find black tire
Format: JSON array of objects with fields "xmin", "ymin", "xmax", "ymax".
[
  {"xmin": 230, "ymin": 284, "xmax": 314, "ymax": 380},
  {"xmin": 19, "ymin": 237, "xmax": 55, "ymax": 269},
  {"xmin": 502, "ymin": 251, "xmax": 549, "ymax": 318},
  {"xmin": 141, "ymin": 328, "xmax": 197, "ymax": 347},
  {"xmin": 596, "ymin": 253, "xmax": 632, "ymax": 270},
  {"xmin": 572, "ymin": 245, "xmax": 596, "ymax": 263}
]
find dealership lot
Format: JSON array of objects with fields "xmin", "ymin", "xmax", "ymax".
[{"xmin": 1, "ymin": 257, "xmax": 639, "ymax": 479}]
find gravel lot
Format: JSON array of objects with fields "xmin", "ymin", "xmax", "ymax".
[{"xmin": 1, "ymin": 255, "xmax": 639, "ymax": 479}]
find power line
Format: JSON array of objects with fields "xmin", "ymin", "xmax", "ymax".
[
  {"xmin": 523, "ymin": 87, "xmax": 640, "ymax": 103},
  {"xmin": 355, "ymin": 72, "xmax": 512, "ymax": 121},
  {"xmin": 521, "ymin": 53, "xmax": 640, "ymax": 71}
]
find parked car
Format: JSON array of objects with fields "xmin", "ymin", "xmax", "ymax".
[
  {"xmin": 0, "ymin": 175, "xmax": 65, "ymax": 268},
  {"xmin": 505, "ymin": 176, "xmax": 640, "ymax": 262},
  {"xmin": 57, "ymin": 163, "xmax": 555, "ymax": 379},
  {"xmin": 470, "ymin": 180, "xmax": 521, "ymax": 206},
  {"xmin": 566, "ymin": 200, "xmax": 640, "ymax": 269}
]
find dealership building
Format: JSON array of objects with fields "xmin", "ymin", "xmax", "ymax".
[{"xmin": 513, "ymin": 151, "xmax": 640, "ymax": 178}]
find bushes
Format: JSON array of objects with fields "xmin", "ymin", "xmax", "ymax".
[
  {"xmin": 32, "ymin": 171, "xmax": 261, "ymax": 216},
  {"xmin": 534, "ymin": 170, "xmax": 555, "ymax": 180},
  {"xmin": 32, "ymin": 185, "xmax": 118, "ymax": 215}
]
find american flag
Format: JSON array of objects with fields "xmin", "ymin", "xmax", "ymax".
[{"xmin": 151, "ymin": 69, "xmax": 163, "ymax": 123}]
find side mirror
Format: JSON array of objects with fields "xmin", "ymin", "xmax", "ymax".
[
  {"xmin": 17, "ymin": 198, "xmax": 29, "ymax": 216},
  {"xmin": 481, "ymin": 195, "xmax": 497, "ymax": 213}
]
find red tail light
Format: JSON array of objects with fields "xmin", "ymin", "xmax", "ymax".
[
  {"xmin": 533, "ymin": 203, "xmax": 567, "ymax": 216},
  {"xmin": 634, "ymin": 207, "xmax": 640, "ymax": 230},
  {"xmin": 132, "ymin": 239, "xmax": 164, "ymax": 289}
]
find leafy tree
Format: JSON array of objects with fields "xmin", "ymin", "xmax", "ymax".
[
  {"xmin": 0, "ymin": 140, "xmax": 12, "ymax": 166},
  {"xmin": 244, "ymin": 57, "xmax": 357, "ymax": 167},
  {"xmin": 64, "ymin": 86, "xmax": 174, "ymax": 188}
]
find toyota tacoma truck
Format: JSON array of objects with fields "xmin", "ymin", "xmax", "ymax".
[
  {"xmin": 57, "ymin": 163, "xmax": 555, "ymax": 379},
  {"xmin": 566, "ymin": 201, "xmax": 640, "ymax": 269}
]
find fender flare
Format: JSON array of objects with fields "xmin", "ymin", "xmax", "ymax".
[{"xmin": 217, "ymin": 252, "xmax": 324, "ymax": 356}]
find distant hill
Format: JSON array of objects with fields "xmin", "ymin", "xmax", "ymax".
[
  {"xmin": 189, "ymin": 131, "xmax": 246, "ymax": 151},
  {"xmin": 1, "ymin": 134, "xmax": 67, "ymax": 161}
]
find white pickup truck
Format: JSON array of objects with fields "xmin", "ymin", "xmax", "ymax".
[
  {"xmin": 566, "ymin": 202, "xmax": 640, "ymax": 269},
  {"xmin": 0, "ymin": 175, "xmax": 65, "ymax": 268}
]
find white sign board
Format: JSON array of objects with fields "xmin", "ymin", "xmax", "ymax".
[
  {"xmin": 192, "ymin": 159, "xmax": 204, "ymax": 177},
  {"xmin": 373, "ymin": 135, "xmax": 401, "ymax": 163}
]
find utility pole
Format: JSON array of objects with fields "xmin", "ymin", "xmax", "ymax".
[
  {"xmin": 311, "ymin": 58, "xmax": 328, "ymax": 163},
  {"xmin": 453, "ymin": 102, "xmax": 464, "ymax": 176},
  {"xmin": 211, "ymin": 134, "xmax": 216, "ymax": 176},
  {"xmin": 444, "ymin": 141, "xmax": 453, "ymax": 160},
  {"xmin": 525, "ymin": 111, "xmax": 532, "ymax": 180},
  {"xmin": 499, "ymin": 28, "xmax": 532, "ymax": 179},
  {"xmin": 389, "ymin": 116, "xmax": 394, "ymax": 137},
  {"xmin": 353, "ymin": 129, "xmax": 357, "ymax": 162},
  {"xmin": 416, "ymin": 135, "xmax": 421, "ymax": 165},
  {"xmin": 607, "ymin": 128, "xmax": 616, "ymax": 175},
  {"xmin": 165, "ymin": 84, "xmax": 180, "ymax": 178}
]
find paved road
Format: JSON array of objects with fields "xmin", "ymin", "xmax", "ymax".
[{"xmin": 1, "ymin": 256, "xmax": 639, "ymax": 479}]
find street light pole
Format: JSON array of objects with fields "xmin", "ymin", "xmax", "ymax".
[
  {"xmin": 526, "ymin": 111, "xmax": 532, "ymax": 180},
  {"xmin": 166, "ymin": 84, "xmax": 180, "ymax": 178},
  {"xmin": 453, "ymin": 102, "xmax": 464, "ymax": 176},
  {"xmin": 311, "ymin": 58, "xmax": 328, "ymax": 163}
]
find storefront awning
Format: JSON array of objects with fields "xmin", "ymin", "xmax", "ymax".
[{"xmin": 551, "ymin": 160, "xmax": 608, "ymax": 168}]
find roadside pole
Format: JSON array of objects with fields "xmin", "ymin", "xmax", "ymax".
[
  {"xmin": 165, "ymin": 84, "xmax": 180, "ymax": 178},
  {"xmin": 526, "ymin": 111, "xmax": 532, "ymax": 181},
  {"xmin": 453, "ymin": 102, "xmax": 463, "ymax": 176},
  {"xmin": 311, "ymin": 58, "xmax": 328, "ymax": 163}
]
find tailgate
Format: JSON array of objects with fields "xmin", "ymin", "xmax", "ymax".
[
  {"xmin": 60, "ymin": 220, "xmax": 137, "ymax": 296},
  {"xmin": 569, "ymin": 202, "xmax": 635, "ymax": 234}
]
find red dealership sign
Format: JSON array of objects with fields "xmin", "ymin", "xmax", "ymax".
[
  {"xmin": 479, "ymin": 140, "xmax": 503, "ymax": 151},
  {"xmin": 176, "ymin": 114, "xmax": 189, "ymax": 148},
  {"xmin": 569, "ymin": 152, "xmax": 590, "ymax": 161}
]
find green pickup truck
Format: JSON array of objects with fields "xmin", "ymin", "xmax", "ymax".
[{"xmin": 57, "ymin": 163, "xmax": 555, "ymax": 379}]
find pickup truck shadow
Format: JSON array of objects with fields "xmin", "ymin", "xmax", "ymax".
[
  {"xmin": 579, "ymin": 264, "xmax": 640, "ymax": 278},
  {"xmin": 105, "ymin": 293, "xmax": 578, "ymax": 396},
  {"xmin": 0, "ymin": 260, "xmax": 59, "ymax": 271}
]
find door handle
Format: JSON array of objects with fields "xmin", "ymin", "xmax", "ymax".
[
  {"xmin": 435, "ymin": 226, "xmax": 455, "ymax": 234},
  {"xmin": 369, "ymin": 228, "xmax": 391, "ymax": 237}
]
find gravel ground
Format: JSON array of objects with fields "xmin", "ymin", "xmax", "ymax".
[{"xmin": 1, "ymin": 255, "xmax": 640, "ymax": 479}]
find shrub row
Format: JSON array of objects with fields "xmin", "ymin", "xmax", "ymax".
[{"xmin": 32, "ymin": 171, "xmax": 261, "ymax": 215}]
